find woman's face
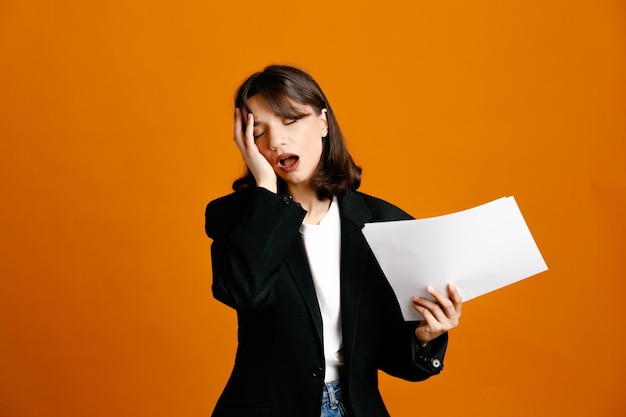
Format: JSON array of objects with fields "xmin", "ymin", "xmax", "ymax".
[{"xmin": 245, "ymin": 95, "xmax": 328, "ymax": 190}]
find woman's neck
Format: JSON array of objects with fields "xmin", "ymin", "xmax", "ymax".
[{"xmin": 288, "ymin": 186, "xmax": 331, "ymax": 225}]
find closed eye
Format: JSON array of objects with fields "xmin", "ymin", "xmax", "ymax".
[
  {"xmin": 253, "ymin": 131, "xmax": 265, "ymax": 140},
  {"xmin": 284, "ymin": 113, "xmax": 309, "ymax": 125}
]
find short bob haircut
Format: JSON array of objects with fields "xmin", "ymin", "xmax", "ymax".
[{"xmin": 232, "ymin": 65, "xmax": 362, "ymax": 200}]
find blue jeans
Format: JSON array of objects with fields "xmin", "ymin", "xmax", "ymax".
[{"xmin": 321, "ymin": 380, "xmax": 350, "ymax": 417}]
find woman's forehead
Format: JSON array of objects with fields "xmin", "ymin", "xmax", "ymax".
[{"xmin": 245, "ymin": 94, "xmax": 311, "ymax": 118}]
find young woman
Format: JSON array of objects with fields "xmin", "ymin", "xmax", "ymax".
[{"xmin": 204, "ymin": 65, "xmax": 462, "ymax": 417}]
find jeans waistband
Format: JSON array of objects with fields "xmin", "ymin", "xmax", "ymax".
[{"xmin": 322, "ymin": 380, "xmax": 343, "ymax": 404}]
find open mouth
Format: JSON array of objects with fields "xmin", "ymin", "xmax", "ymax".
[{"xmin": 278, "ymin": 154, "xmax": 299, "ymax": 169}]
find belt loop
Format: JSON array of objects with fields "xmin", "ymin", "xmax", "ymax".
[{"xmin": 326, "ymin": 382, "xmax": 338, "ymax": 410}]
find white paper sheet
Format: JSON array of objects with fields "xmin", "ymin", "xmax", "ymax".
[{"xmin": 362, "ymin": 197, "xmax": 548, "ymax": 321}]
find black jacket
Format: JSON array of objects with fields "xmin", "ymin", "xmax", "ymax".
[{"xmin": 205, "ymin": 187, "xmax": 447, "ymax": 417}]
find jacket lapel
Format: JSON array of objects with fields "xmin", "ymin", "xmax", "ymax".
[
  {"xmin": 284, "ymin": 239, "xmax": 324, "ymax": 345},
  {"xmin": 338, "ymin": 193, "xmax": 372, "ymax": 361}
]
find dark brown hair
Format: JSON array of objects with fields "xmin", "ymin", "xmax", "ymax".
[{"xmin": 232, "ymin": 65, "xmax": 361, "ymax": 200}]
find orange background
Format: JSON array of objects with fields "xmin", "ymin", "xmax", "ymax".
[{"xmin": 1, "ymin": 1, "xmax": 625, "ymax": 416}]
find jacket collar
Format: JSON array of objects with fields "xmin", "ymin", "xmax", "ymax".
[{"xmin": 337, "ymin": 191, "xmax": 372, "ymax": 230}]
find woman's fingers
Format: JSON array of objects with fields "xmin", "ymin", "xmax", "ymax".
[
  {"xmin": 233, "ymin": 108, "xmax": 245, "ymax": 152},
  {"xmin": 233, "ymin": 108, "xmax": 257, "ymax": 157},
  {"xmin": 413, "ymin": 296, "xmax": 451, "ymax": 328},
  {"xmin": 447, "ymin": 283, "xmax": 462, "ymax": 319},
  {"xmin": 426, "ymin": 286, "xmax": 458, "ymax": 324},
  {"xmin": 412, "ymin": 284, "xmax": 462, "ymax": 328},
  {"xmin": 233, "ymin": 108, "xmax": 256, "ymax": 152},
  {"xmin": 244, "ymin": 111, "xmax": 255, "ymax": 146},
  {"xmin": 412, "ymin": 283, "xmax": 463, "ymax": 343},
  {"xmin": 412, "ymin": 301, "xmax": 440, "ymax": 329}
]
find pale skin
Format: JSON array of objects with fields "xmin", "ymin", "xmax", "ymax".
[{"xmin": 232, "ymin": 95, "xmax": 461, "ymax": 345}]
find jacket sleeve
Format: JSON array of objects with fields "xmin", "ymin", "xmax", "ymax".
[
  {"xmin": 205, "ymin": 187, "xmax": 306, "ymax": 310},
  {"xmin": 379, "ymin": 321, "xmax": 448, "ymax": 381},
  {"xmin": 356, "ymin": 192, "xmax": 450, "ymax": 381}
]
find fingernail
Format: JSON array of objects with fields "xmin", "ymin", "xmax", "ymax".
[
  {"xmin": 427, "ymin": 286, "xmax": 435, "ymax": 294},
  {"xmin": 449, "ymin": 283, "xmax": 456, "ymax": 291}
]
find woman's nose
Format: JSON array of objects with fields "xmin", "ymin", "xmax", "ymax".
[{"xmin": 268, "ymin": 127, "xmax": 287, "ymax": 150}]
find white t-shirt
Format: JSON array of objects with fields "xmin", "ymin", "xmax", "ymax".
[{"xmin": 299, "ymin": 197, "xmax": 343, "ymax": 382}]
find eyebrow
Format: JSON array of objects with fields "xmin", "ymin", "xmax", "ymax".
[
  {"xmin": 251, "ymin": 109, "xmax": 309, "ymax": 127},
  {"xmin": 279, "ymin": 107, "xmax": 310, "ymax": 118}
]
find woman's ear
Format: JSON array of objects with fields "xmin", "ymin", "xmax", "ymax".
[{"xmin": 320, "ymin": 108, "xmax": 329, "ymax": 137}]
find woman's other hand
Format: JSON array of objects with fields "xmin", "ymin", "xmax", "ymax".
[
  {"xmin": 233, "ymin": 108, "xmax": 277, "ymax": 193},
  {"xmin": 412, "ymin": 283, "xmax": 462, "ymax": 345}
]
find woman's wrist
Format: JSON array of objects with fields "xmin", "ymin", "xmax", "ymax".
[{"xmin": 256, "ymin": 181, "xmax": 277, "ymax": 193}]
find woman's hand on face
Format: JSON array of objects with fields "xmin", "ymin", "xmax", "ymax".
[
  {"xmin": 412, "ymin": 283, "xmax": 462, "ymax": 345},
  {"xmin": 233, "ymin": 108, "xmax": 277, "ymax": 193}
]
